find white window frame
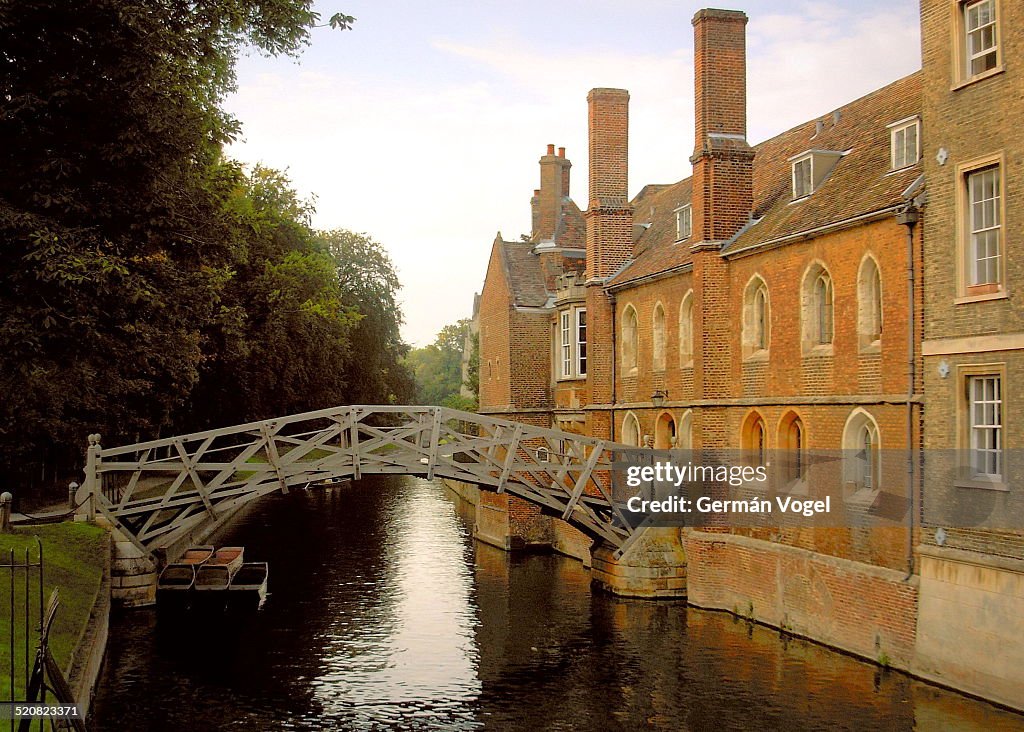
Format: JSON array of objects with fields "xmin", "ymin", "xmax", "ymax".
[
  {"xmin": 575, "ymin": 308, "xmax": 587, "ymax": 377},
  {"xmin": 792, "ymin": 156, "xmax": 813, "ymax": 199},
  {"xmin": 968, "ymin": 374, "xmax": 1002, "ymax": 480},
  {"xmin": 560, "ymin": 310, "xmax": 572, "ymax": 378},
  {"xmin": 964, "ymin": 0, "xmax": 999, "ymax": 79},
  {"xmin": 888, "ymin": 117, "xmax": 920, "ymax": 170},
  {"xmin": 968, "ymin": 165, "xmax": 1001, "ymax": 288},
  {"xmin": 558, "ymin": 307, "xmax": 586, "ymax": 379},
  {"xmin": 675, "ymin": 204, "xmax": 692, "ymax": 241}
]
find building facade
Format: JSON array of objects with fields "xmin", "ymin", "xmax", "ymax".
[
  {"xmin": 475, "ymin": 2, "xmax": 1021, "ymax": 708},
  {"xmin": 916, "ymin": 0, "xmax": 1023, "ymax": 707}
]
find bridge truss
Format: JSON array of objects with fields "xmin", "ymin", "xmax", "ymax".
[{"xmin": 81, "ymin": 406, "xmax": 641, "ymax": 563}]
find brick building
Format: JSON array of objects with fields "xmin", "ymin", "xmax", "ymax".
[
  {"xmin": 916, "ymin": 0, "xmax": 1023, "ymax": 707},
  {"xmin": 474, "ymin": 3, "xmax": 1021, "ymax": 708}
]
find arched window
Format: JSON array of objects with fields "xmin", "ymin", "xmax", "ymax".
[
  {"xmin": 654, "ymin": 412, "xmax": 676, "ymax": 449},
  {"xmin": 679, "ymin": 291, "xmax": 694, "ymax": 367},
  {"xmin": 677, "ymin": 410, "xmax": 694, "ymax": 451},
  {"xmin": 858, "ymin": 256, "xmax": 883, "ymax": 348},
  {"xmin": 622, "ymin": 412, "xmax": 641, "ymax": 447},
  {"xmin": 741, "ymin": 411, "xmax": 767, "ymax": 464},
  {"xmin": 622, "ymin": 305, "xmax": 638, "ymax": 371},
  {"xmin": 815, "ymin": 273, "xmax": 833, "ymax": 344},
  {"xmin": 842, "ymin": 409, "xmax": 881, "ymax": 492},
  {"xmin": 653, "ymin": 303, "xmax": 666, "ymax": 370},
  {"xmin": 802, "ymin": 263, "xmax": 834, "ymax": 349},
  {"xmin": 778, "ymin": 411, "xmax": 806, "ymax": 483},
  {"xmin": 742, "ymin": 276, "xmax": 770, "ymax": 357}
]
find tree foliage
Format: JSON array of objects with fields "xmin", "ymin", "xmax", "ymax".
[
  {"xmin": 0, "ymin": 1, "xmax": 424, "ymax": 496},
  {"xmin": 406, "ymin": 319, "xmax": 476, "ymax": 408}
]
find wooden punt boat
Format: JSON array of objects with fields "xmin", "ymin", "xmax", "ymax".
[
  {"xmin": 180, "ymin": 545, "xmax": 214, "ymax": 565},
  {"xmin": 193, "ymin": 547, "xmax": 245, "ymax": 610},
  {"xmin": 156, "ymin": 564, "xmax": 196, "ymax": 609},
  {"xmin": 227, "ymin": 562, "xmax": 269, "ymax": 610}
]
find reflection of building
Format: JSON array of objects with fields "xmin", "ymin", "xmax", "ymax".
[
  {"xmin": 916, "ymin": 0, "xmax": 1024, "ymax": 708},
  {"xmin": 474, "ymin": 3, "xmax": 1022, "ymax": 709}
]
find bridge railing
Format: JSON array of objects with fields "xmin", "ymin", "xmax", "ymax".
[{"xmin": 79, "ymin": 406, "xmax": 642, "ymax": 562}]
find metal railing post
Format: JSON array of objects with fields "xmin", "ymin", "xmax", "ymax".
[
  {"xmin": 0, "ymin": 492, "xmax": 11, "ymax": 533},
  {"xmin": 85, "ymin": 433, "xmax": 101, "ymax": 521}
]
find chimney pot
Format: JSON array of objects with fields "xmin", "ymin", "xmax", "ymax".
[
  {"xmin": 558, "ymin": 147, "xmax": 566, "ymax": 158},
  {"xmin": 547, "ymin": 143, "xmax": 555, "ymax": 155}
]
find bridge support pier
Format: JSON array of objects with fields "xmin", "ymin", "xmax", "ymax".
[
  {"xmin": 591, "ymin": 527, "xmax": 687, "ymax": 599},
  {"xmin": 95, "ymin": 519, "xmax": 159, "ymax": 607}
]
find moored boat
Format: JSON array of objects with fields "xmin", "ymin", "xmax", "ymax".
[
  {"xmin": 209, "ymin": 546, "xmax": 244, "ymax": 573},
  {"xmin": 227, "ymin": 562, "xmax": 269, "ymax": 610},
  {"xmin": 193, "ymin": 547, "xmax": 245, "ymax": 611},
  {"xmin": 156, "ymin": 564, "xmax": 196, "ymax": 610},
  {"xmin": 180, "ymin": 545, "xmax": 214, "ymax": 565}
]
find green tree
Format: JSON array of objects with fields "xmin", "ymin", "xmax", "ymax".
[
  {"xmin": 0, "ymin": 1, "xmax": 353, "ymax": 489},
  {"xmin": 407, "ymin": 319, "xmax": 475, "ymax": 407},
  {"xmin": 181, "ymin": 167, "xmax": 360, "ymax": 430},
  {"xmin": 322, "ymin": 230, "xmax": 415, "ymax": 406}
]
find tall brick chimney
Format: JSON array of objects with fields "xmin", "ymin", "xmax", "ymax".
[
  {"xmin": 584, "ymin": 88, "xmax": 632, "ymax": 440},
  {"xmin": 690, "ymin": 9, "xmax": 754, "ymax": 246},
  {"xmin": 585, "ymin": 88, "xmax": 632, "ymax": 282},
  {"xmin": 534, "ymin": 144, "xmax": 571, "ymax": 243},
  {"xmin": 689, "ymin": 9, "xmax": 753, "ymax": 444}
]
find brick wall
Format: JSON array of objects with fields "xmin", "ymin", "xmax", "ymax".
[
  {"xmin": 479, "ymin": 240, "xmax": 513, "ymax": 411},
  {"xmin": 686, "ymin": 530, "xmax": 918, "ymax": 668},
  {"xmin": 920, "ymin": 0, "xmax": 1024, "ymax": 559}
]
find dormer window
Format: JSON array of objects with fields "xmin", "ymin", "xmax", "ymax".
[
  {"xmin": 889, "ymin": 117, "xmax": 920, "ymax": 170},
  {"xmin": 790, "ymin": 149, "xmax": 844, "ymax": 200},
  {"xmin": 675, "ymin": 204, "xmax": 692, "ymax": 241},
  {"xmin": 792, "ymin": 157, "xmax": 813, "ymax": 199}
]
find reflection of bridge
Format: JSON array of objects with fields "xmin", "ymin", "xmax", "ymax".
[{"xmin": 81, "ymin": 406, "xmax": 643, "ymax": 565}]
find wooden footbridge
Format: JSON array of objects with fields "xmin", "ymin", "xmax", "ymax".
[{"xmin": 80, "ymin": 406, "xmax": 643, "ymax": 565}]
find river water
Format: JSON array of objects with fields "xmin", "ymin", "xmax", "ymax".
[{"xmin": 91, "ymin": 476, "xmax": 1024, "ymax": 730}]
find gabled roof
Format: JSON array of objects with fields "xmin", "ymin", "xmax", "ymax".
[
  {"xmin": 500, "ymin": 239, "xmax": 549, "ymax": 308},
  {"xmin": 608, "ymin": 71, "xmax": 922, "ymax": 287}
]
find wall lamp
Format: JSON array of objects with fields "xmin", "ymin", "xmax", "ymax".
[{"xmin": 651, "ymin": 389, "xmax": 668, "ymax": 408}]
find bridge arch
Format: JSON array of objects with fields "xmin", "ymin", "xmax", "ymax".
[{"xmin": 80, "ymin": 406, "xmax": 646, "ymax": 567}]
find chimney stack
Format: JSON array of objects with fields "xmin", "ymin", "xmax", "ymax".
[
  {"xmin": 690, "ymin": 9, "xmax": 754, "ymax": 246},
  {"xmin": 585, "ymin": 88, "xmax": 632, "ymax": 281},
  {"xmin": 534, "ymin": 144, "xmax": 572, "ymax": 243}
]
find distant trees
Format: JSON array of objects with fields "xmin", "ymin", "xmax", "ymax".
[
  {"xmin": 0, "ymin": 1, "xmax": 414, "ymax": 495},
  {"xmin": 407, "ymin": 320, "xmax": 477, "ymax": 409}
]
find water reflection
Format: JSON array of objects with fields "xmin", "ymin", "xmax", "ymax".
[{"xmin": 91, "ymin": 476, "xmax": 1024, "ymax": 731}]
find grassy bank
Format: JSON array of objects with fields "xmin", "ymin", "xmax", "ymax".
[{"xmin": 0, "ymin": 522, "xmax": 106, "ymax": 701}]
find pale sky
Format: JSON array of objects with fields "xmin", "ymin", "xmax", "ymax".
[{"xmin": 224, "ymin": 0, "xmax": 921, "ymax": 347}]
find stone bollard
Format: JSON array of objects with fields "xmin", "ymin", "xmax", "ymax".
[
  {"xmin": 68, "ymin": 481, "xmax": 79, "ymax": 511},
  {"xmin": 0, "ymin": 492, "xmax": 12, "ymax": 533}
]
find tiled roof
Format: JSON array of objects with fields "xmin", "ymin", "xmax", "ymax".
[
  {"xmin": 559, "ymin": 199, "xmax": 586, "ymax": 249},
  {"xmin": 608, "ymin": 71, "xmax": 922, "ymax": 287},
  {"xmin": 500, "ymin": 240, "xmax": 549, "ymax": 307}
]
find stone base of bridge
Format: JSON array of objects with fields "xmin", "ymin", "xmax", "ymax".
[
  {"xmin": 591, "ymin": 527, "xmax": 687, "ymax": 599},
  {"xmin": 91, "ymin": 518, "xmax": 160, "ymax": 607},
  {"xmin": 443, "ymin": 479, "xmax": 593, "ymax": 565}
]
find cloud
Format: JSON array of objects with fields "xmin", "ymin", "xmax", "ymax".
[{"xmin": 225, "ymin": 2, "xmax": 920, "ymax": 347}]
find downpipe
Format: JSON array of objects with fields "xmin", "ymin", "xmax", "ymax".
[{"xmin": 896, "ymin": 202, "xmax": 919, "ymax": 580}]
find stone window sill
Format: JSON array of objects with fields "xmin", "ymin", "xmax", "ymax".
[
  {"xmin": 859, "ymin": 341, "xmax": 881, "ymax": 355},
  {"xmin": 954, "ymin": 290, "xmax": 1008, "ymax": 305},
  {"xmin": 743, "ymin": 350, "xmax": 769, "ymax": 363},
  {"xmin": 954, "ymin": 477, "xmax": 1009, "ymax": 492},
  {"xmin": 951, "ymin": 65, "xmax": 1004, "ymax": 92},
  {"xmin": 802, "ymin": 344, "xmax": 834, "ymax": 357}
]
